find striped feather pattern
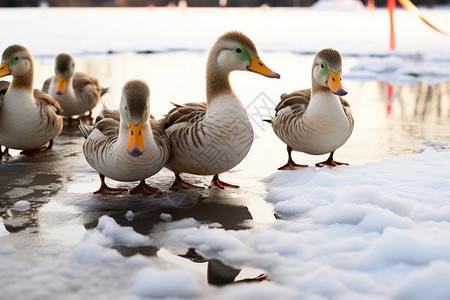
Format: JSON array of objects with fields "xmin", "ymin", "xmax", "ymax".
[
  {"xmin": 83, "ymin": 108, "xmax": 169, "ymax": 182},
  {"xmin": 272, "ymin": 88, "xmax": 354, "ymax": 155},
  {"xmin": 0, "ymin": 87, "xmax": 63, "ymax": 150},
  {"xmin": 43, "ymin": 72, "xmax": 102, "ymax": 117},
  {"xmin": 162, "ymin": 95, "xmax": 253, "ymax": 175}
]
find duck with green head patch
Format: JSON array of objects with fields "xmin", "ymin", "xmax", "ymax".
[
  {"xmin": 161, "ymin": 31, "xmax": 280, "ymax": 189},
  {"xmin": 0, "ymin": 44, "xmax": 63, "ymax": 157},
  {"xmin": 268, "ymin": 48, "xmax": 354, "ymax": 169}
]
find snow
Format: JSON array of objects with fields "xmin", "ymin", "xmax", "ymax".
[
  {"xmin": 160, "ymin": 212, "xmax": 173, "ymax": 222},
  {"xmin": 0, "ymin": 5, "xmax": 450, "ymax": 300},
  {"xmin": 130, "ymin": 267, "xmax": 204, "ymax": 298},
  {"xmin": 125, "ymin": 210, "xmax": 135, "ymax": 222},
  {"xmin": 153, "ymin": 149, "xmax": 450, "ymax": 299},
  {"xmin": 312, "ymin": 0, "xmax": 365, "ymax": 11},
  {"xmin": 0, "ymin": 220, "xmax": 8, "ymax": 236},
  {"xmin": 13, "ymin": 200, "xmax": 31, "ymax": 211}
]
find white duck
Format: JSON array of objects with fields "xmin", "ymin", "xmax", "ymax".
[
  {"xmin": 161, "ymin": 31, "xmax": 280, "ymax": 189},
  {"xmin": 0, "ymin": 45, "xmax": 63, "ymax": 157},
  {"xmin": 80, "ymin": 80, "xmax": 169, "ymax": 194},
  {"xmin": 42, "ymin": 53, "xmax": 106, "ymax": 122},
  {"xmin": 269, "ymin": 48, "xmax": 354, "ymax": 169}
]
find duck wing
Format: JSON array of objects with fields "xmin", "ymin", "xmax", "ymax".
[
  {"xmin": 0, "ymin": 81, "xmax": 10, "ymax": 111},
  {"xmin": 339, "ymin": 96, "xmax": 354, "ymax": 128},
  {"xmin": 34, "ymin": 88, "xmax": 62, "ymax": 113},
  {"xmin": 161, "ymin": 102, "xmax": 207, "ymax": 130},
  {"xmin": 94, "ymin": 109, "xmax": 120, "ymax": 140},
  {"xmin": 275, "ymin": 88, "xmax": 311, "ymax": 117}
]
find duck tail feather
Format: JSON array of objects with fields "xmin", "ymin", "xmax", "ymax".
[{"xmin": 79, "ymin": 118, "xmax": 92, "ymax": 139}]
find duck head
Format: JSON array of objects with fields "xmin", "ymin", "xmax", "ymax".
[
  {"xmin": 209, "ymin": 31, "xmax": 280, "ymax": 79},
  {"xmin": 120, "ymin": 80, "xmax": 150, "ymax": 157},
  {"xmin": 0, "ymin": 45, "xmax": 33, "ymax": 80},
  {"xmin": 312, "ymin": 48, "xmax": 347, "ymax": 96},
  {"xmin": 53, "ymin": 53, "xmax": 75, "ymax": 96}
]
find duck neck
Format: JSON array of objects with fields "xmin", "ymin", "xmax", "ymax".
[
  {"xmin": 11, "ymin": 64, "xmax": 34, "ymax": 94},
  {"xmin": 310, "ymin": 68, "xmax": 329, "ymax": 97},
  {"xmin": 206, "ymin": 54, "xmax": 234, "ymax": 106}
]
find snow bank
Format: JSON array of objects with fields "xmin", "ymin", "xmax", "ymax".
[
  {"xmin": 130, "ymin": 267, "xmax": 204, "ymax": 299},
  {"xmin": 75, "ymin": 215, "xmax": 150, "ymax": 264},
  {"xmin": 0, "ymin": 221, "xmax": 8, "ymax": 236},
  {"xmin": 158, "ymin": 149, "xmax": 450, "ymax": 299}
]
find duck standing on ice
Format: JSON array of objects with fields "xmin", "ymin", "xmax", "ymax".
[
  {"xmin": 80, "ymin": 80, "xmax": 169, "ymax": 194},
  {"xmin": 161, "ymin": 31, "xmax": 280, "ymax": 189},
  {"xmin": 0, "ymin": 45, "xmax": 63, "ymax": 157},
  {"xmin": 268, "ymin": 48, "xmax": 354, "ymax": 169},
  {"xmin": 42, "ymin": 53, "xmax": 107, "ymax": 123}
]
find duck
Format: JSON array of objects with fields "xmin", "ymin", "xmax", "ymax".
[
  {"xmin": 161, "ymin": 31, "xmax": 280, "ymax": 189},
  {"xmin": 42, "ymin": 53, "xmax": 107, "ymax": 123},
  {"xmin": 0, "ymin": 45, "xmax": 63, "ymax": 157},
  {"xmin": 79, "ymin": 79, "xmax": 169, "ymax": 194},
  {"xmin": 268, "ymin": 48, "xmax": 354, "ymax": 169}
]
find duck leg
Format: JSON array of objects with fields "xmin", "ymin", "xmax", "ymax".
[
  {"xmin": 130, "ymin": 179, "xmax": 161, "ymax": 194},
  {"xmin": 170, "ymin": 174, "xmax": 204, "ymax": 189},
  {"xmin": 209, "ymin": 174, "xmax": 239, "ymax": 189},
  {"xmin": 94, "ymin": 173, "xmax": 127, "ymax": 194},
  {"xmin": 278, "ymin": 146, "xmax": 308, "ymax": 170},
  {"xmin": 315, "ymin": 151, "xmax": 348, "ymax": 167}
]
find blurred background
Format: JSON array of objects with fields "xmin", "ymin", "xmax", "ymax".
[{"xmin": 1, "ymin": 0, "xmax": 449, "ymax": 8}]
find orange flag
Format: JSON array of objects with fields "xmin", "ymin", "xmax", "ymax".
[{"xmin": 397, "ymin": 0, "xmax": 449, "ymax": 36}]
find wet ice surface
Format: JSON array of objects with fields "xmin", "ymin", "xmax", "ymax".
[
  {"xmin": 1, "ymin": 50, "xmax": 450, "ymax": 299},
  {"xmin": 1, "ymin": 6, "xmax": 450, "ymax": 299}
]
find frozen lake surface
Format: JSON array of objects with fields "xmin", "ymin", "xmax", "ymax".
[{"xmin": 1, "ymin": 6, "xmax": 450, "ymax": 300}]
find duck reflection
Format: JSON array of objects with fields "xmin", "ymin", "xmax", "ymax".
[{"xmin": 82, "ymin": 189, "xmax": 267, "ymax": 285}]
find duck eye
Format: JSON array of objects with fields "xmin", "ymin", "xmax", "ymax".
[
  {"xmin": 320, "ymin": 64, "xmax": 324, "ymax": 68},
  {"xmin": 15, "ymin": 57, "xmax": 18, "ymax": 61},
  {"xmin": 235, "ymin": 48, "xmax": 242, "ymax": 54},
  {"xmin": 125, "ymin": 106, "xmax": 127, "ymax": 111}
]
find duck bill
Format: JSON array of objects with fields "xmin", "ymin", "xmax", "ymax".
[
  {"xmin": 55, "ymin": 76, "xmax": 67, "ymax": 95},
  {"xmin": 0, "ymin": 61, "xmax": 11, "ymax": 77},
  {"xmin": 247, "ymin": 54, "xmax": 280, "ymax": 79},
  {"xmin": 327, "ymin": 70, "xmax": 348, "ymax": 96},
  {"xmin": 127, "ymin": 120, "xmax": 145, "ymax": 157}
]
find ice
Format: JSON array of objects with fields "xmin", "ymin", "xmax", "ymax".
[
  {"xmin": 152, "ymin": 149, "xmax": 450, "ymax": 299},
  {"xmin": 0, "ymin": 5, "xmax": 450, "ymax": 300},
  {"xmin": 13, "ymin": 200, "xmax": 31, "ymax": 212},
  {"xmin": 125, "ymin": 210, "xmax": 135, "ymax": 222},
  {"xmin": 160, "ymin": 212, "xmax": 173, "ymax": 222},
  {"xmin": 96, "ymin": 215, "xmax": 150, "ymax": 247}
]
